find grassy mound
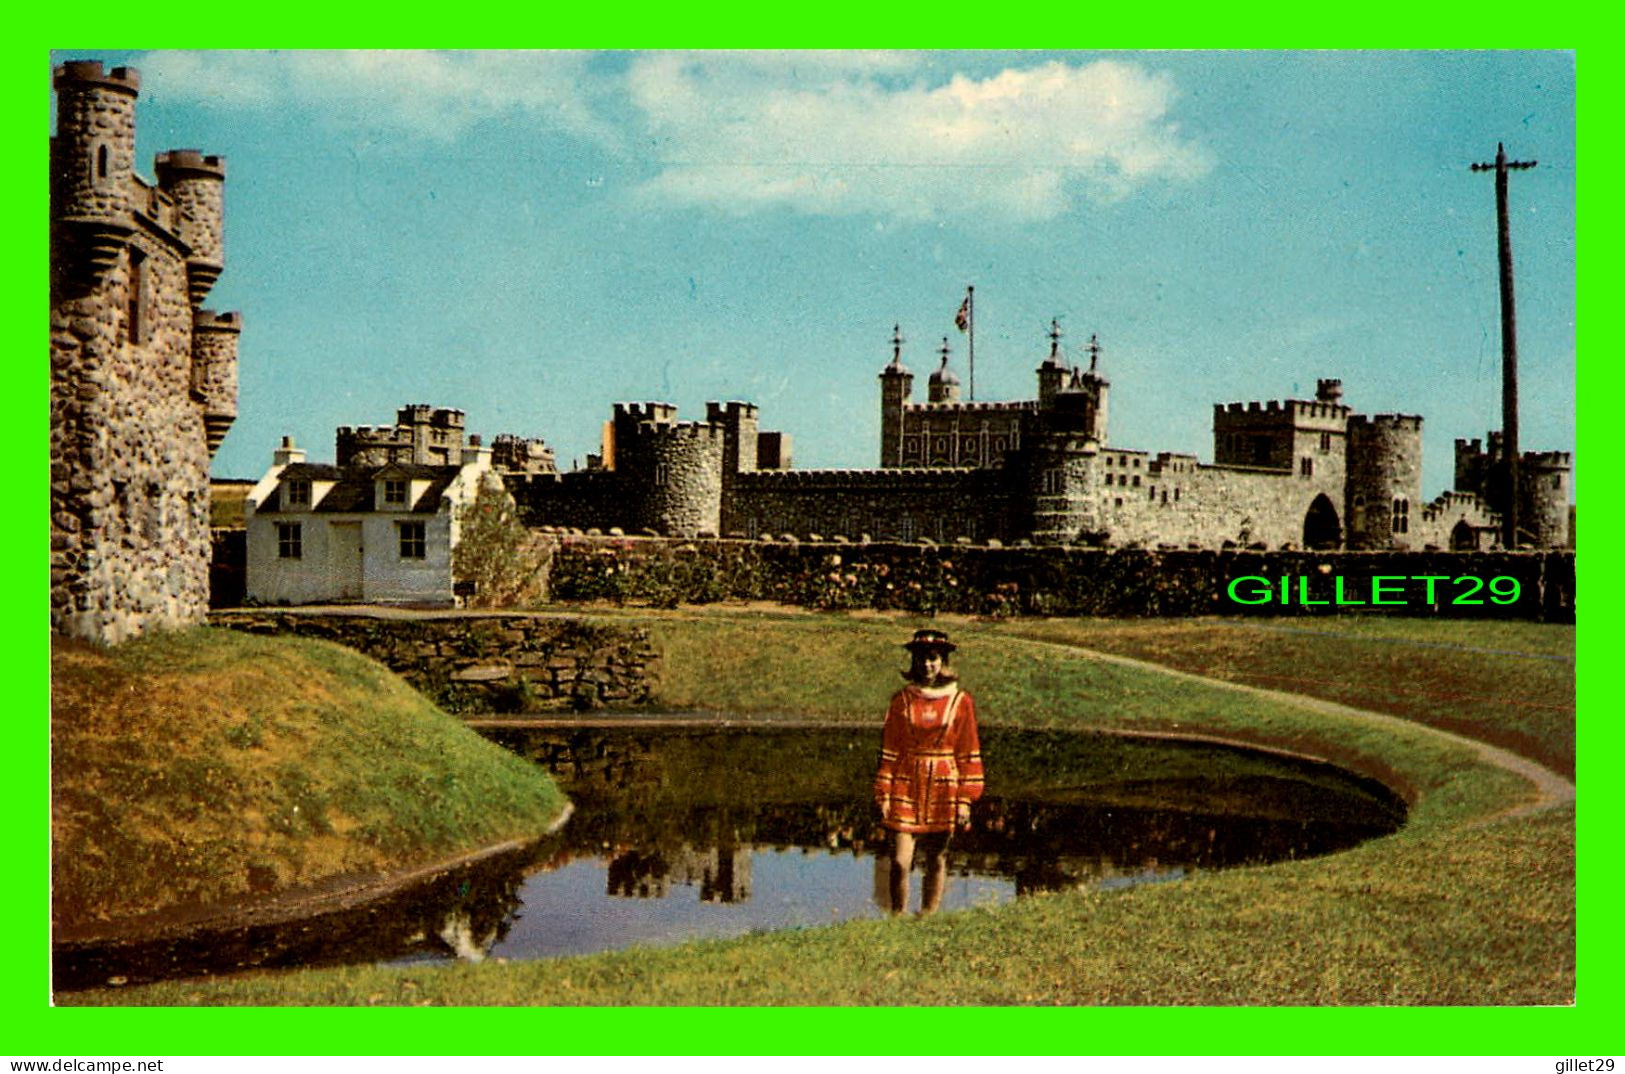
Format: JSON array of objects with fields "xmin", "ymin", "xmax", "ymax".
[{"xmin": 51, "ymin": 628, "xmax": 567, "ymax": 929}]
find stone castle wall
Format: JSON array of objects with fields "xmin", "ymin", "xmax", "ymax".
[
  {"xmin": 1093, "ymin": 454, "xmax": 1344, "ymax": 550},
  {"xmin": 724, "ymin": 468, "xmax": 1014, "ymax": 542},
  {"xmin": 543, "ymin": 535, "xmax": 1575, "ymax": 622},
  {"xmin": 209, "ymin": 610, "xmax": 661, "ymax": 713}
]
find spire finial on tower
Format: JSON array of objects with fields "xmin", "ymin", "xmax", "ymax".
[
  {"xmin": 1048, "ymin": 318, "xmax": 1063, "ymax": 360},
  {"xmin": 892, "ymin": 324, "xmax": 904, "ymax": 363},
  {"xmin": 939, "ymin": 337, "xmax": 951, "ymax": 370},
  {"xmin": 1087, "ymin": 333, "xmax": 1102, "ymax": 373}
]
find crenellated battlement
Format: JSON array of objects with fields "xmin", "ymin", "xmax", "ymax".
[
  {"xmin": 613, "ymin": 401, "xmax": 680, "ymax": 425},
  {"xmin": 738, "ymin": 466, "xmax": 982, "ymax": 489},
  {"xmin": 1522, "ymin": 450, "xmax": 1573, "ymax": 469},
  {"xmin": 1423, "ymin": 489, "xmax": 1494, "ymax": 517},
  {"xmin": 397, "ymin": 403, "xmax": 464, "ymax": 427},
  {"xmin": 54, "ymin": 60, "xmax": 139, "ymax": 94},
  {"xmin": 1350, "ymin": 413, "xmax": 1423, "ymax": 431},
  {"xmin": 194, "ymin": 309, "xmax": 242, "ymax": 333},
  {"xmin": 634, "ymin": 419, "xmax": 726, "ymax": 444},
  {"xmin": 1216, "ymin": 398, "xmax": 1352, "ymax": 421},
  {"xmin": 154, "ymin": 149, "xmax": 227, "ymax": 181},
  {"xmin": 706, "ymin": 400, "xmax": 759, "ymax": 423},
  {"xmin": 904, "ymin": 400, "xmax": 1039, "ymax": 414}
]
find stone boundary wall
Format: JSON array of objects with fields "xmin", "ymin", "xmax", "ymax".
[
  {"xmin": 546, "ymin": 536, "xmax": 1576, "ymax": 622},
  {"xmin": 209, "ymin": 611, "xmax": 660, "ymax": 713}
]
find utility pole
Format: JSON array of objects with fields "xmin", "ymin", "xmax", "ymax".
[{"xmin": 1471, "ymin": 142, "xmax": 1537, "ymax": 549}]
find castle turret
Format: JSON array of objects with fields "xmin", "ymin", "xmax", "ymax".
[
  {"xmin": 51, "ymin": 61, "xmax": 141, "ymax": 276},
  {"xmin": 707, "ymin": 400, "xmax": 760, "ymax": 476},
  {"xmin": 928, "ymin": 338, "xmax": 961, "ymax": 404},
  {"xmin": 878, "ymin": 325, "xmax": 913, "ymax": 467},
  {"xmin": 1346, "ymin": 414, "xmax": 1423, "ymax": 550},
  {"xmin": 1071, "ymin": 332, "xmax": 1109, "ymax": 445},
  {"xmin": 155, "ymin": 150, "xmax": 227, "ymax": 306},
  {"xmin": 1519, "ymin": 450, "xmax": 1572, "ymax": 548},
  {"xmin": 191, "ymin": 309, "xmax": 241, "ymax": 458},
  {"xmin": 51, "ymin": 61, "xmax": 233, "ymax": 644},
  {"xmin": 1036, "ymin": 319, "xmax": 1069, "ymax": 410},
  {"xmin": 611, "ymin": 403, "xmax": 724, "ymax": 536}
]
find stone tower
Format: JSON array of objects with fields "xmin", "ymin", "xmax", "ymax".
[
  {"xmin": 1345, "ymin": 414, "xmax": 1423, "ymax": 550},
  {"xmin": 878, "ymin": 326, "xmax": 913, "ymax": 467},
  {"xmin": 1518, "ymin": 450, "xmax": 1572, "ymax": 548},
  {"xmin": 611, "ymin": 403, "xmax": 724, "ymax": 536},
  {"xmin": 51, "ymin": 61, "xmax": 241, "ymax": 643},
  {"xmin": 1021, "ymin": 330, "xmax": 1110, "ymax": 544}
]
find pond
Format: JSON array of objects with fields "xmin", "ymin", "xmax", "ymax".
[{"xmin": 55, "ymin": 724, "xmax": 1406, "ymax": 990}]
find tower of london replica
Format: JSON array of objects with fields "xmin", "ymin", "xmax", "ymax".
[
  {"xmin": 508, "ymin": 321, "xmax": 1570, "ymax": 552},
  {"xmin": 51, "ymin": 61, "xmax": 240, "ymax": 643}
]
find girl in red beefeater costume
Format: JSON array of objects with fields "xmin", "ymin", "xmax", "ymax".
[{"xmin": 874, "ymin": 628, "xmax": 984, "ymax": 915}]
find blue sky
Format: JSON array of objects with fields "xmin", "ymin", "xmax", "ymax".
[{"xmin": 54, "ymin": 50, "xmax": 1575, "ymax": 499}]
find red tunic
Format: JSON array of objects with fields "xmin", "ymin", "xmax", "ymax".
[{"xmin": 873, "ymin": 682, "xmax": 985, "ymax": 833}]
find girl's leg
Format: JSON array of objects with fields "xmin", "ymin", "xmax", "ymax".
[
  {"xmin": 919, "ymin": 831, "xmax": 951, "ymax": 914},
  {"xmin": 889, "ymin": 830, "xmax": 916, "ymax": 914}
]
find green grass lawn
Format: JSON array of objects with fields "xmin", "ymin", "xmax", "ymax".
[{"xmin": 61, "ymin": 609, "xmax": 1574, "ymax": 1006}]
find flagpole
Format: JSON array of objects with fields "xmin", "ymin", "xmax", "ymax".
[{"xmin": 967, "ymin": 285, "xmax": 975, "ymax": 401}]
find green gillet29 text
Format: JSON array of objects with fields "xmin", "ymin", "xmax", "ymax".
[{"xmin": 1226, "ymin": 575, "xmax": 1522, "ymax": 606}]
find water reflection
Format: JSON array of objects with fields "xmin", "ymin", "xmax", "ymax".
[{"xmin": 55, "ymin": 726, "xmax": 1405, "ymax": 989}]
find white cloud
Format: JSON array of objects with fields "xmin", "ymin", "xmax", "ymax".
[
  {"xmin": 134, "ymin": 50, "xmax": 1211, "ymax": 222},
  {"xmin": 625, "ymin": 54, "xmax": 1213, "ymax": 222},
  {"xmin": 136, "ymin": 50, "xmax": 613, "ymax": 143}
]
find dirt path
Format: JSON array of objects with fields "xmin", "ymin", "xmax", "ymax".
[{"xmin": 1000, "ymin": 633, "xmax": 1575, "ymax": 824}]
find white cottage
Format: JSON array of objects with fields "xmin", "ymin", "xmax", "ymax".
[{"xmin": 245, "ymin": 435, "xmax": 495, "ymax": 606}]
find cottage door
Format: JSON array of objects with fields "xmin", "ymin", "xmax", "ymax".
[{"xmin": 328, "ymin": 521, "xmax": 364, "ymax": 601}]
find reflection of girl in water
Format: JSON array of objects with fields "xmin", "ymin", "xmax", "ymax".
[{"xmin": 873, "ymin": 628, "xmax": 984, "ymax": 914}]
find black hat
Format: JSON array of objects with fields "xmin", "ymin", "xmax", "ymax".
[{"xmin": 902, "ymin": 628, "xmax": 957, "ymax": 653}]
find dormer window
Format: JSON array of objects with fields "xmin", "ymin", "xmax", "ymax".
[
  {"xmin": 384, "ymin": 479, "xmax": 408, "ymax": 506},
  {"xmin": 286, "ymin": 478, "xmax": 311, "ymax": 507}
]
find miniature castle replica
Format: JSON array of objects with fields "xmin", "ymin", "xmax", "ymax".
[
  {"xmin": 503, "ymin": 322, "xmax": 1570, "ymax": 551},
  {"xmin": 241, "ymin": 326, "xmax": 1569, "ymax": 607},
  {"xmin": 51, "ymin": 62, "xmax": 241, "ymax": 643}
]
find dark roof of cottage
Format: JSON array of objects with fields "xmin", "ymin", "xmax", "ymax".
[{"xmin": 271, "ymin": 463, "xmax": 461, "ymax": 514}]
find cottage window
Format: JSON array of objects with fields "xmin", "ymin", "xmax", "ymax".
[
  {"xmin": 277, "ymin": 522, "xmax": 302, "ymax": 559},
  {"xmin": 384, "ymin": 479, "xmax": 408, "ymax": 506},
  {"xmin": 286, "ymin": 479, "xmax": 311, "ymax": 507},
  {"xmin": 398, "ymin": 520, "xmax": 427, "ymax": 559}
]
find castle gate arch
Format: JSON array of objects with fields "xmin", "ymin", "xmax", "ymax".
[
  {"xmin": 1451, "ymin": 519, "xmax": 1479, "ymax": 551},
  {"xmin": 1303, "ymin": 493, "xmax": 1341, "ymax": 550}
]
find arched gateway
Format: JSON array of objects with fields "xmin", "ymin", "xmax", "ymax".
[{"xmin": 1303, "ymin": 493, "xmax": 1341, "ymax": 549}]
